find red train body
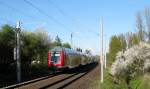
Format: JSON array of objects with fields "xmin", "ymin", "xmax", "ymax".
[{"xmin": 47, "ymin": 47, "xmax": 96, "ymax": 71}]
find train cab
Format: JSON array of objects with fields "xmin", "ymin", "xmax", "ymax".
[{"xmin": 48, "ymin": 47, "xmax": 64, "ymax": 70}]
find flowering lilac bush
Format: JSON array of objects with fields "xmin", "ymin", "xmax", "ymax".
[{"xmin": 110, "ymin": 42, "xmax": 150, "ymax": 79}]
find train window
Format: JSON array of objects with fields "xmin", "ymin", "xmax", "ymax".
[{"xmin": 51, "ymin": 52, "xmax": 60, "ymax": 64}]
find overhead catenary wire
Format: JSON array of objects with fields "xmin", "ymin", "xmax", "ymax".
[
  {"xmin": 4, "ymin": 0, "xmax": 65, "ymax": 27},
  {"xmin": 24, "ymin": 0, "xmax": 86, "ymax": 48},
  {"xmin": 0, "ymin": 0, "xmax": 70, "ymax": 32},
  {"xmin": 48, "ymin": 0, "xmax": 100, "ymax": 47},
  {"xmin": 48, "ymin": 0, "xmax": 66, "ymax": 16},
  {"xmin": 0, "ymin": 0, "xmax": 47, "ymax": 27},
  {"xmin": 48, "ymin": 1, "xmax": 97, "ymax": 38},
  {"xmin": 0, "ymin": 0, "xmax": 99, "ymax": 37},
  {"xmin": 0, "ymin": 17, "xmax": 15, "ymax": 25},
  {"xmin": 41, "ymin": 0, "xmax": 97, "ymax": 52},
  {"xmin": 48, "ymin": 0, "xmax": 100, "ymax": 37},
  {"xmin": 0, "ymin": 1, "xmax": 35, "ymax": 19},
  {"xmin": 23, "ymin": 0, "xmax": 72, "ymax": 33},
  {"xmin": 0, "ymin": 0, "xmax": 100, "ymax": 53}
]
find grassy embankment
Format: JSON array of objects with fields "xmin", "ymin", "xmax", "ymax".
[{"xmin": 90, "ymin": 68, "xmax": 150, "ymax": 89}]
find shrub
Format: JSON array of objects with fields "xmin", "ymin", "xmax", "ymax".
[{"xmin": 110, "ymin": 42, "xmax": 150, "ymax": 85}]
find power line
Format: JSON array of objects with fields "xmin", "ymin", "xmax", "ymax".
[
  {"xmin": 23, "ymin": 0, "xmax": 71, "ymax": 32},
  {"xmin": 25, "ymin": 0, "xmax": 99, "ymax": 51},
  {"xmin": 1, "ymin": 0, "xmax": 95, "ymax": 53},
  {"xmin": 0, "ymin": 1, "xmax": 63, "ymax": 27},
  {"xmin": 48, "ymin": 0, "xmax": 66, "ymax": 16},
  {"xmin": 0, "ymin": 0, "xmax": 98, "ymax": 54},
  {"xmin": 25, "ymin": 0, "xmax": 99, "ymax": 50},
  {"xmin": 0, "ymin": 17, "xmax": 15, "ymax": 25},
  {"xmin": 48, "ymin": 0, "xmax": 100, "ymax": 39},
  {"xmin": 76, "ymin": 22, "xmax": 100, "ymax": 36},
  {"xmin": 48, "ymin": 0, "xmax": 82, "ymax": 38},
  {"xmin": 49, "ymin": 0, "xmax": 100, "ymax": 36},
  {"xmin": 0, "ymin": 1, "xmax": 35, "ymax": 19},
  {"xmin": 32, "ymin": 1, "xmax": 100, "ymax": 55},
  {"xmin": 0, "ymin": 0, "xmax": 71, "ymax": 32}
]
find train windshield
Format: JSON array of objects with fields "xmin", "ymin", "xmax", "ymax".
[{"xmin": 51, "ymin": 52, "xmax": 60, "ymax": 63}]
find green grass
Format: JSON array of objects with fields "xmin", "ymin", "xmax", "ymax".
[
  {"xmin": 137, "ymin": 74, "xmax": 150, "ymax": 89},
  {"xmin": 89, "ymin": 68, "xmax": 120, "ymax": 89},
  {"xmin": 89, "ymin": 68, "xmax": 150, "ymax": 89}
]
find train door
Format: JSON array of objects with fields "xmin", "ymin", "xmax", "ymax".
[{"xmin": 51, "ymin": 52, "xmax": 60, "ymax": 64}]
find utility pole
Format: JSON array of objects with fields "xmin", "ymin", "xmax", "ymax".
[
  {"xmin": 71, "ymin": 33, "xmax": 73, "ymax": 49},
  {"xmin": 100, "ymin": 17, "xmax": 104, "ymax": 83},
  {"xmin": 104, "ymin": 35, "xmax": 107, "ymax": 68},
  {"xmin": 15, "ymin": 21, "xmax": 21, "ymax": 83}
]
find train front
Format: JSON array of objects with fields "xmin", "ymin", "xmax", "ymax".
[{"xmin": 47, "ymin": 47, "xmax": 64, "ymax": 72}]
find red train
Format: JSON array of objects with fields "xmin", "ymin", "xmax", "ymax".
[{"xmin": 47, "ymin": 47, "xmax": 96, "ymax": 71}]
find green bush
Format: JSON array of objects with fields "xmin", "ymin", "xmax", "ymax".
[{"xmin": 90, "ymin": 69, "xmax": 150, "ymax": 89}]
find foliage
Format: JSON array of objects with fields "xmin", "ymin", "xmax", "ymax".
[
  {"xmin": 0, "ymin": 24, "xmax": 15, "ymax": 73},
  {"xmin": 136, "ymin": 12, "xmax": 145, "ymax": 42},
  {"xmin": 110, "ymin": 42, "xmax": 150, "ymax": 89},
  {"xmin": 131, "ymin": 33, "xmax": 140, "ymax": 46},
  {"xmin": 90, "ymin": 68, "xmax": 128, "ymax": 89},
  {"xmin": 126, "ymin": 32, "xmax": 140, "ymax": 48},
  {"xmin": 63, "ymin": 42, "xmax": 71, "ymax": 48},
  {"xmin": 110, "ymin": 43, "xmax": 150, "ymax": 78},
  {"xmin": 97, "ymin": 8, "xmax": 150, "ymax": 89},
  {"xmin": 108, "ymin": 35, "xmax": 123, "ymax": 65},
  {"xmin": 134, "ymin": 8, "xmax": 150, "ymax": 42},
  {"xmin": 118, "ymin": 34, "xmax": 127, "ymax": 51},
  {"xmin": 90, "ymin": 69, "xmax": 150, "ymax": 89},
  {"xmin": 52, "ymin": 35, "xmax": 71, "ymax": 48},
  {"xmin": 20, "ymin": 30, "xmax": 52, "ymax": 78},
  {"xmin": 52, "ymin": 35, "xmax": 62, "ymax": 47},
  {"xmin": 76, "ymin": 47, "xmax": 82, "ymax": 52},
  {"xmin": 85, "ymin": 49, "xmax": 91, "ymax": 55},
  {"xmin": 0, "ymin": 24, "xmax": 52, "ymax": 86},
  {"xmin": 138, "ymin": 74, "xmax": 150, "ymax": 89}
]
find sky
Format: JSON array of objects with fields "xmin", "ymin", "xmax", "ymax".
[{"xmin": 0, "ymin": 0, "xmax": 150, "ymax": 55}]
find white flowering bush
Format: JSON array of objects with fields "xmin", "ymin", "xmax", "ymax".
[{"xmin": 110, "ymin": 42, "xmax": 150, "ymax": 79}]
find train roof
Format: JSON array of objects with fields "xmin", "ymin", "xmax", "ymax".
[{"xmin": 51, "ymin": 47, "xmax": 85, "ymax": 55}]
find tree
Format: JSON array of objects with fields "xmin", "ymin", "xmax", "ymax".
[
  {"xmin": 0, "ymin": 24, "xmax": 52, "ymax": 84},
  {"xmin": 76, "ymin": 48, "xmax": 82, "ymax": 52},
  {"xmin": 132, "ymin": 33, "xmax": 140, "ymax": 45},
  {"xmin": 52, "ymin": 35, "xmax": 62, "ymax": 47},
  {"xmin": 21, "ymin": 30, "xmax": 51, "ymax": 65},
  {"xmin": 110, "ymin": 42, "xmax": 150, "ymax": 89},
  {"xmin": 118, "ymin": 34, "xmax": 127, "ymax": 51},
  {"xmin": 85, "ymin": 49, "xmax": 91, "ymax": 55},
  {"xmin": 0, "ymin": 24, "xmax": 15, "ymax": 72},
  {"xmin": 126, "ymin": 32, "xmax": 139, "ymax": 48},
  {"xmin": 19, "ymin": 30, "xmax": 52, "ymax": 77},
  {"xmin": 21, "ymin": 32, "xmax": 38, "ymax": 75},
  {"xmin": 136, "ymin": 12, "xmax": 145, "ymax": 42},
  {"xmin": 34, "ymin": 30, "xmax": 51, "ymax": 64},
  {"xmin": 108, "ymin": 35, "xmax": 122, "ymax": 64},
  {"xmin": 63, "ymin": 43, "xmax": 71, "ymax": 48}
]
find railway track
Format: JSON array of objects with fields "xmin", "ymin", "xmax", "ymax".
[
  {"xmin": 4, "ymin": 73, "xmax": 61, "ymax": 89},
  {"xmin": 40, "ymin": 72, "xmax": 87, "ymax": 89},
  {"xmin": 4, "ymin": 63, "xmax": 97, "ymax": 89}
]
